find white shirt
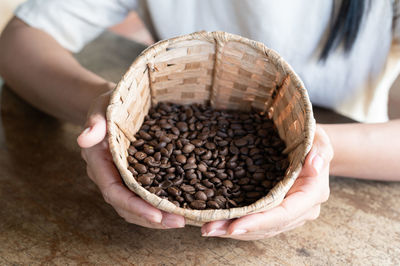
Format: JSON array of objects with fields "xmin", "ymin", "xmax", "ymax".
[{"xmin": 15, "ymin": 0, "xmax": 400, "ymax": 122}]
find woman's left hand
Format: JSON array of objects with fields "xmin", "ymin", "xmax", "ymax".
[{"xmin": 201, "ymin": 125, "xmax": 333, "ymax": 240}]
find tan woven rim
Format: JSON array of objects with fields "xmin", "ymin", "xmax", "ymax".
[{"xmin": 107, "ymin": 31, "xmax": 315, "ymax": 226}]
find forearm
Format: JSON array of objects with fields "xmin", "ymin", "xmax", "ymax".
[
  {"xmin": 0, "ymin": 17, "xmax": 114, "ymax": 125},
  {"xmin": 321, "ymin": 120, "xmax": 400, "ymax": 181}
]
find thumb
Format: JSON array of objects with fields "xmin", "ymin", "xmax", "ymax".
[
  {"xmin": 77, "ymin": 92, "xmax": 111, "ymax": 149},
  {"xmin": 77, "ymin": 113, "xmax": 107, "ymax": 148},
  {"xmin": 299, "ymin": 126, "xmax": 334, "ymax": 178}
]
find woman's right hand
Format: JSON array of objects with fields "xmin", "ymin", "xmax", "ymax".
[{"xmin": 77, "ymin": 91, "xmax": 185, "ymax": 229}]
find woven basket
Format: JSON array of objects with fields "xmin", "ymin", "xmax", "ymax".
[{"xmin": 107, "ymin": 31, "xmax": 315, "ymax": 226}]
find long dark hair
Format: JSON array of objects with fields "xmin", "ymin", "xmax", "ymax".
[{"xmin": 320, "ymin": 0, "xmax": 369, "ymax": 61}]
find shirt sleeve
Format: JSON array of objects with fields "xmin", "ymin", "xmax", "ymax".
[{"xmin": 15, "ymin": 0, "xmax": 138, "ymax": 52}]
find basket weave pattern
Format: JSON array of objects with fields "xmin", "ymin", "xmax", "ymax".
[{"xmin": 107, "ymin": 31, "xmax": 315, "ymax": 226}]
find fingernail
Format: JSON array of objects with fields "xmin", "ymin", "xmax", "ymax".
[
  {"xmin": 312, "ymin": 155, "xmax": 324, "ymax": 174},
  {"xmin": 231, "ymin": 229, "xmax": 247, "ymax": 235},
  {"xmin": 203, "ymin": 229, "xmax": 226, "ymax": 237},
  {"xmin": 162, "ymin": 216, "xmax": 184, "ymax": 228},
  {"xmin": 82, "ymin": 127, "xmax": 91, "ymax": 135}
]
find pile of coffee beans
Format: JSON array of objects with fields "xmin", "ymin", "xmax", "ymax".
[{"xmin": 127, "ymin": 102, "xmax": 288, "ymax": 210}]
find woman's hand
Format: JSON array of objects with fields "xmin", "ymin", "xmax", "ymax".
[
  {"xmin": 201, "ymin": 125, "xmax": 333, "ymax": 240},
  {"xmin": 77, "ymin": 91, "xmax": 185, "ymax": 229}
]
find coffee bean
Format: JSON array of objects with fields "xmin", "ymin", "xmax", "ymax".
[
  {"xmin": 176, "ymin": 154, "xmax": 187, "ymax": 164},
  {"xmin": 132, "ymin": 139, "xmax": 145, "ymax": 147},
  {"xmin": 181, "ymin": 184, "xmax": 195, "ymax": 194},
  {"xmin": 128, "ymin": 166, "xmax": 138, "ymax": 176},
  {"xmin": 195, "ymin": 183, "xmax": 206, "ymax": 191},
  {"xmin": 201, "ymin": 179, "xmax": 214, "ymax": 188},
  {"xmin": 207, "ymin": 201, "xmax": 220, "ymax": 209},
  {"xmin": 201, "ymin": 150, "xmax": 212, "ymax": 160},
  {"xmin": 261, "ymin": 180, "xmax": 272, "ymax": 188},
  {"xmin": 191, "ymin": 139, "xmax": 203, "ymax": 147},
  {"xmin": 184, "ymin": 193, "xmax": 195, "ymax": 202},
  {"xmin": 134, "ymin": 151, "xmax": 147, "ymax": 161},
  {"xmin": 138, "ymin": 173, "xmax": 154, "ymax": 186},
  {"xmin": 160, "ymin": 180, "xmax": 173, "ymax": 189},
  {"xmin": 195, "ymin": 191, "xmax": 207, "ymax": 201},
  {"xmin": 167, "ymin": 186, "xmax": 181, "ymax": 197},
  {"xmin": 177, "ymin": 122, "xmax": 188, "ymax": 132},
  {"xmin": 183, "ymin": 163, "xmax": 197, "ymax": 170},
  {"xmin": 234, "ymin": 168, "xmax": 246, "ymax": 178},
  {"xmin": 197, "ymin": 162, "xmax": 207, "ymax": 172},
  {"xmin": 138, "ymin": 130, "xmax": 152, "ymax": 141},
  {"xmin": 134, "ymin": 163, "xmax": 147, "ymax": 174},
  {"xmin": 246, "ymin": 192, "xmax": 262, "ymax": 198},
  {"xmin": 238, "ymin": 178, "xmax": 250, "ymax": 185},
  {"xmin": 205, "ymin": 142, "xmax": 216, "ymax": 150},
  {"xmin": 187, "ymin": 156, "xmax": 196, "ymax": 164},
  {"xmin": 182, "ymin": 144, "xmax": 195, "ymax": 154},
  {"xmin": 143, "ymin": 145, "xmax": 155, "ymax": 155},
  {"xmin": 204, "ymin": 188, "xmax": 215, "ymax": 198},
  {"xmin": 128, "ymin": 146, "xmax": 137, "ymax": 155},
  {"xmin": 234, "ymin": 138, "xmax": 247, "ymax": 147},
  {"xmin": 190, "ymin": 200, "xmax": 206, "ymax": 209},
  {"xmin": 222, "ymin": 180, "xmax": 233, "ymax": 189}
]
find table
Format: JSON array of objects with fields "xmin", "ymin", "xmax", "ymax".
[{"xmin": 1, "ymin": 32, "xmax": 399, "ymax": 265}]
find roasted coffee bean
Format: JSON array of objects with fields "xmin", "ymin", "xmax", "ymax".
[
  {"xmin": 195, "ymin": 191, "xmax": 207, "ymax": 201},
  {"xmin": 234, "ymin": 168, "xmax": 246, "ymax": 178},
  {"xmin": 184, "ymin": 193, "xmax": 195, "ymax": 202},
  {"xmin": 143, "ymin": 145, "xmax": 155, "ymax": 155},
  {"xmin": 167, "ymin": 186, "xmax": 181, "ymax": 197},
  {"xmin": 187, "ymin": 156, "xmax": 196, "ymax": 164},
  {"xmin": 137, "ymin": 173, "xmax": 154, "ymax": 186},
  {"xmin": 128, "ymin": 166, "xmax": 138, "ymax": 176},
  {"xmin": 183, "ymin": 163, "xmax": 197, "ymax": 170},
  {"xmin": 174, "ymin": 154, "xmax": 186, "ymax": 164},
  {"xmin": 201, "ymin": 150, "xmax": 212, "ymax": 160},
  {"xmin": 201, "ymin": 179, "xmax": 213, "ymax": 188},
  {"xmin": 134, "ymin": 151, "xmax": 147, "ymax": 161},
  {"xmin": 182, "ymin": 144, "xmax": 195, "ymax": 154},
  {"xmin": 222, "ymin": 180, "xmax": 233, "ymax": 189},
  {"xmin": 128, "ymin": 146, "xmax": 137, "ymax": 155},
  {"xmin": 205, "ymin": 142, "xmax": 216, "ymax": 150},
  {"xmin": 128, "ymin": 156, "xmax": 137, "ymax": 164},
  {"xmin": 238, "ymin": 178, "xmax": 250, "ymax": 185},
  {"xmin": 204, "ymin": 188, "xmax": 215, "ymax": 198},
  {"xmin": 246, "ymin": 192, "xmax": 262, "ymax": 198},
  {"xmin": 134, "ymin": 163, "xmax": 147, "ymax": 174},
  {"xmin": 181, "ymin": 184, "xmax": 195, "ymax": 194},
  {"xmin": 177, "ymin": 122, "xmax": 188, "ymax": 132},
  {"xmin": 234, "ymin": 138, "xmax": 247, "ymax": 147},
  {"xmin": 132, "ymin": 139, "xmax": 145, "ymax": 147},
  {"xmin": 159, "ymin": 180, "xmax": 172, "ymax": 189},
  {"xmin": 195, "ymin": 183, "xmax": 206, "ymax": 191},
  {"xmin": 190, "ymin": 200, "xmax": 206, "ymax": 209},
  {"xmin": 207, "ymin": 201, "xmax": 220, "ymax": 209},
  {"xmin": 197, "ymin": 162, "xmax": 207, "ymax": 172}
]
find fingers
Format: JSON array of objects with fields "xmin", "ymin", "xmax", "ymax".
[
  {"xmin": 77, "ymin": 93, "xmax": 110, "ymax": 148},
  {"xmin": 201, "ymin": 219, "xmax": 232, "ymax": 237},
  {"xmin": 299, "ymin": 125, "xmax": 334, "ymax": 178},
  {"xmin": 85, "ymin": 144, "xmax": 185, "ymax": 229}
]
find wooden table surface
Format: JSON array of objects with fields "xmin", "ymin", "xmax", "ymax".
[{"xmin": 1, "ymin": 32, "xmax": 399, "ymax": 265}]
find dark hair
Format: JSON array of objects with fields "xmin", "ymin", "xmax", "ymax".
[{"xmin": 320, "ymin": 0, "xmax": 369, "ymax": 61}]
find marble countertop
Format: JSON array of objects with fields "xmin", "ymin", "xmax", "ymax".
[{"xmin": 0, "ymin": 32, "xmax": 399, "ymax": 265}]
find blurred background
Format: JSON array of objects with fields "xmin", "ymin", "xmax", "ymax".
[{"xmin": 1, "ymin": 0, "xmax": 399, "ymax": 118}]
